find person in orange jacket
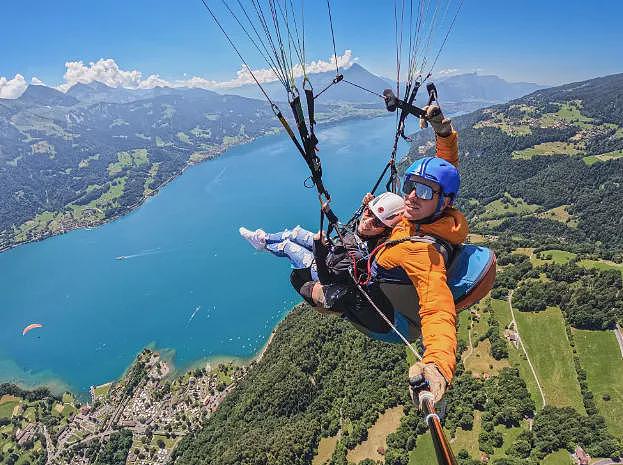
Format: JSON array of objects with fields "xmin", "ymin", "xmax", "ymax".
[{"xmin": 375, "ymin": 105, "xmax": 468, "ymax": 404}]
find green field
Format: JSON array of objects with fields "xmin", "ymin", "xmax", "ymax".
[
  {"xmin": 0, "ymin": 400, "xmax": 18, "ymax": 418},
  {"xmin": 512, "ymin": 141, "xmax": 583, "ymax": 160},
  {"xmin": 537, "ymin": 205, "xmax": 577, "ymax": 227},
  {"xmin": 93, "ymin": 382, "xmax": 112, "ymax": 399},
  {"xmin": 578, "ymin": 258, "xmax": 623, "ymax": 276},
  {"xmin": 514, "ymin": 307, "xmax": 584, "ymax": 412},
  {"xmin": 409, "ymin": 431, "xmax": 436, "ymax": 464},
  {"xmin": 457, "ymin": 310, "xmax": 471, "ymax": 345},
  {"xmin": 539, "ymin": 101, "xmax": 594, "ymax": 129},
  {"xmin": 479, "ymin": 194, "xmax": 541, "ymax": 220},
  {"xmin": 463, "ymin": 339, "xmax": 511, "ymax": 377},
  {"xmin": 460, "ymin": 303, "xmax": 511, "ymax": 376},
  {"xmin": 474, "ymin": 111, "xmax": 532, "ymax": 136},
  {"xmin": 573, "ymin": 329, "xmax": 623, "ymax": 439},
  {"xmin": 530, "ymin": 249, "xmax": 577, "ymax": 267},
  {"xmin": 541, "ymin": 449, "xmax": 573, "ymax": 465},
  {"xmin": 491, "ymin": 299, "xmax": 544, "ymax": 410},
  {"xmin": 107, "ymin": 148, "xmax": 148, "ymax": 175},
  {"xmin": 451, "ymin": 411, "xmax": 482, "ymax": 458},
  {"xmin": 583, "ymin": 149, "xmax": 623, "ymax": 166}
]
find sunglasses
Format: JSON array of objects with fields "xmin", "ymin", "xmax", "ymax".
[
  {"xmin": 402, "ymin": 179, "xmax": 441, "ymax": 200},
  {"xmin": 364, "ymin": 207, "xmax": 386, "ymax": 228}
]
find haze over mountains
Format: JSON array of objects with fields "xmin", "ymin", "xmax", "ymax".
[
  {"xmin": 7, "ymin": 62, "xmax": 544, "ymax": 112},
  {"xmin": 212, "ymin": 63, "xmax": 545, "ymax": 112}
]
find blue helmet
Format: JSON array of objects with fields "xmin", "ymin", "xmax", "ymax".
[{"xmin": 404, "ymin": 157, "xmax": 460, "ymax": 200}]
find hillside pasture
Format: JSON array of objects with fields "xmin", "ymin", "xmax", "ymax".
[
  {"xmin": 536, "ymin": 205, "xmax": 578, "ymax": 227},
  {"xmin": 346, "ymin": 406, "xmax": 403, "ymax": 463},
  {"xmin": 0, "ymin": 397, "xmax": 19, "ymax": 419},
  {"xmin": 312, "ymin": 434, "xmax": 340, "ymax": 465},
  {"xmin": 582, "ymin": 149, "xmax": 623, "ymax": 165},
  {"xmin": 479, "ymin": 194, "xmax": 540, "ymax": 220},
  {"xmin": 530, "ymin": 249, "xmax": 577, "ymax": 267},
  {"xmin": 511, "ymin": 247, "xmax": 534, "ymax": 257},
  {"xmin": 450, "ymin": 410, "xmax": 482, "ymax": 458},
  {"xmin": 409, "ymin": 411, "xmax": 529, "ymax": 464},
  {"xmin": 490, "ymin": 299, "xmax": 545, "ymax": 411},
  {"xmin": 573, "ymin": 329, "xmax": 623, "ymax": 439},
  {"xmin": 463, "ymin": 339, "xmax": 510, "ymax": 377},
  {"xmin": 514, "ymin": 307, "xmax": 584, "ymax": 412},
  {"xmin": 578, "ymin": 258, "xmax": 623, "ymax": 276},
  {"xmin": 473, "ymin": 111, "xmax": 532, "ymax": 136},
  {"xmin": 539, "ymin": 100, "xmax": 594, "ymax": 129},
  {"xmin": 511, "ymin": 141, "xmax": 583, "ymax": 160}
]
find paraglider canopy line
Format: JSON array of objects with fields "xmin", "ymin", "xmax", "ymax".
[{"xmin": 200, "ymin": 0, "xmax": 278, "ymax": 106}]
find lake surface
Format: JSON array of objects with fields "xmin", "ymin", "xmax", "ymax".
[{"xmin": 0, "ymin": 116, "xmax": 404, "ymax": 394}]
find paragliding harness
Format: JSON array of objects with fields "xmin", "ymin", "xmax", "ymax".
[{"xmin": 202, "ymin": 2, "xmax": 467, "ymax": 463}]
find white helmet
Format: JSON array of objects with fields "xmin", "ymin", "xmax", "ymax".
[{"xmin": 368, "ymin": 192, "xmax": 405, "ymax": 227}]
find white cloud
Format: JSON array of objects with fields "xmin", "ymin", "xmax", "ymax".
[
  {"xmin": 211, "ymin": 50, "xmax": 356, "ymax": 89},
  {"xmin": 436, "ymin": 68, "xmax": 460, "ymax": 77},
  {"xmin": 1, "ymin": 50, "xmax": 357, "ymax": 99},
  {"xmin": 31, "ymin": 77, "xmax": 45, "ymax": 85},
  {"xmin": 0, "ymin": 74, "xmax": 28, "ymax": 99},
  {"xmin": 57, "ymin": 58, "xmax": 152, "ymax": 92},
  {"xmin": 56, "ymin": 51, "xmax": 356, "ymax": 92}
]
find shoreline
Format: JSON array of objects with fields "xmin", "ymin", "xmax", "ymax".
[
  {"xmin": 0, "ymin": 309, "xmax": 290, "ymax": 399},
  {"xmin": 0, "ymin": 111, "xmax": 387, "ymax": 256}
]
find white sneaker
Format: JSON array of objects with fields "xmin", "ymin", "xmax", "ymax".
[{"xmin": 239, "ymin": 227, "xmax": 267, "ymax": 250}]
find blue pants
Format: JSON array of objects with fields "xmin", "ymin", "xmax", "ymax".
[{"xmin": 264, "ymin": 227, "xmax": 318, "ymax": 280}]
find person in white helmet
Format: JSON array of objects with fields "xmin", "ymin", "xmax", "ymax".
[{"xmin": 239, "ymin": 192, "xmax": 405, "ymax": 310}]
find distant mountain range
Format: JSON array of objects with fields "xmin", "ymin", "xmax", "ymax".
[
  {"xmin": 431, "ymin": 72, "xmax": 546, "ymax": 110},
  {"xmin": 59, "ymin": 64, "xmax": 544, "ymax": 115},
  {"xmin": 223, "ymin": 64, "xmax": 544, "ymax": 113},
  {"xmin": 65, "ymin": 80, "xmax": 182, "ymax": 104},
  {"xmin": 223, "ymin": 63, "xmax": 389, "ymax": 104}
]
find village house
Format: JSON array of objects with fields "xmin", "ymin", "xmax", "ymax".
[{"xmin": 573, "ymin": 446, "xmax": 590, "ymax": 465}]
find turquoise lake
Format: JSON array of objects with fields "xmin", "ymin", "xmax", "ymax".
[{"xmin": 0, "ymin": 116, "xmax": 404, "ymax": 394}]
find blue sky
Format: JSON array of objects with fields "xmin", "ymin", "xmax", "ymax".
[{"xmin": 1, "ymin": 0, "xmax": 622, "ymax": 93}]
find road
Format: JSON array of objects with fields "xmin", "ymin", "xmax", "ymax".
[
  {"xmin": 592, "ymin": 459, "xmax": 620, "ymax": 465},
  {"xmin": 614, "ymin": 324, "xmax": 623, "ymax": 359},
  {"xmin": 42, "ymin": 425, "xmax": 55, "ymax": 465},
  {"xmin": 508, "ymin": 290, "xmax": 547, "ymax": 408},
  {"xmin": 462, "ymin": 319, "xmax": 475, "ymax": 363}
]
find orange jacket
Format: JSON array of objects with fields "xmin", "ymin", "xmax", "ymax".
[{"xmin": 376, "ymin": 131, "xmax": 467, "ymax": 382}]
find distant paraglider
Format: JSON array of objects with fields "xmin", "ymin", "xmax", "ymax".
[{"xmin": 22, "ymin": 323, "xmax": 43, "ymax": 336}]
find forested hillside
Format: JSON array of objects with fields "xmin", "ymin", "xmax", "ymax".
[
  {"xmin": 171, "ymin": 305, "xmax": 409, "ymax": 465},
  {"xmin": 403, "ymin": 73, "xmax": 623, "ymax": 259}
]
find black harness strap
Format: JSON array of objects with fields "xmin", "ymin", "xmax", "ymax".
[
  {"xmin": 289, "ymin": 93, "xmax": 310, "ymax": 141},
  {"xmin": 303, "ymin": 78, "xmax": 316, "ymax": 127}
]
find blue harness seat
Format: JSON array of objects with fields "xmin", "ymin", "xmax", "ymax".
[{"xmin": 346, "ymin": 242, "xmax": 496, "ymax": 344}]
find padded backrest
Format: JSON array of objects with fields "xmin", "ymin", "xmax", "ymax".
[
  {"xmin": 447, "ymin": 244, "xmax": 497, "ymax": 306},
  {"xmin": 347, "ymin": 244, "xmax": 496, "ymax": 343}
]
